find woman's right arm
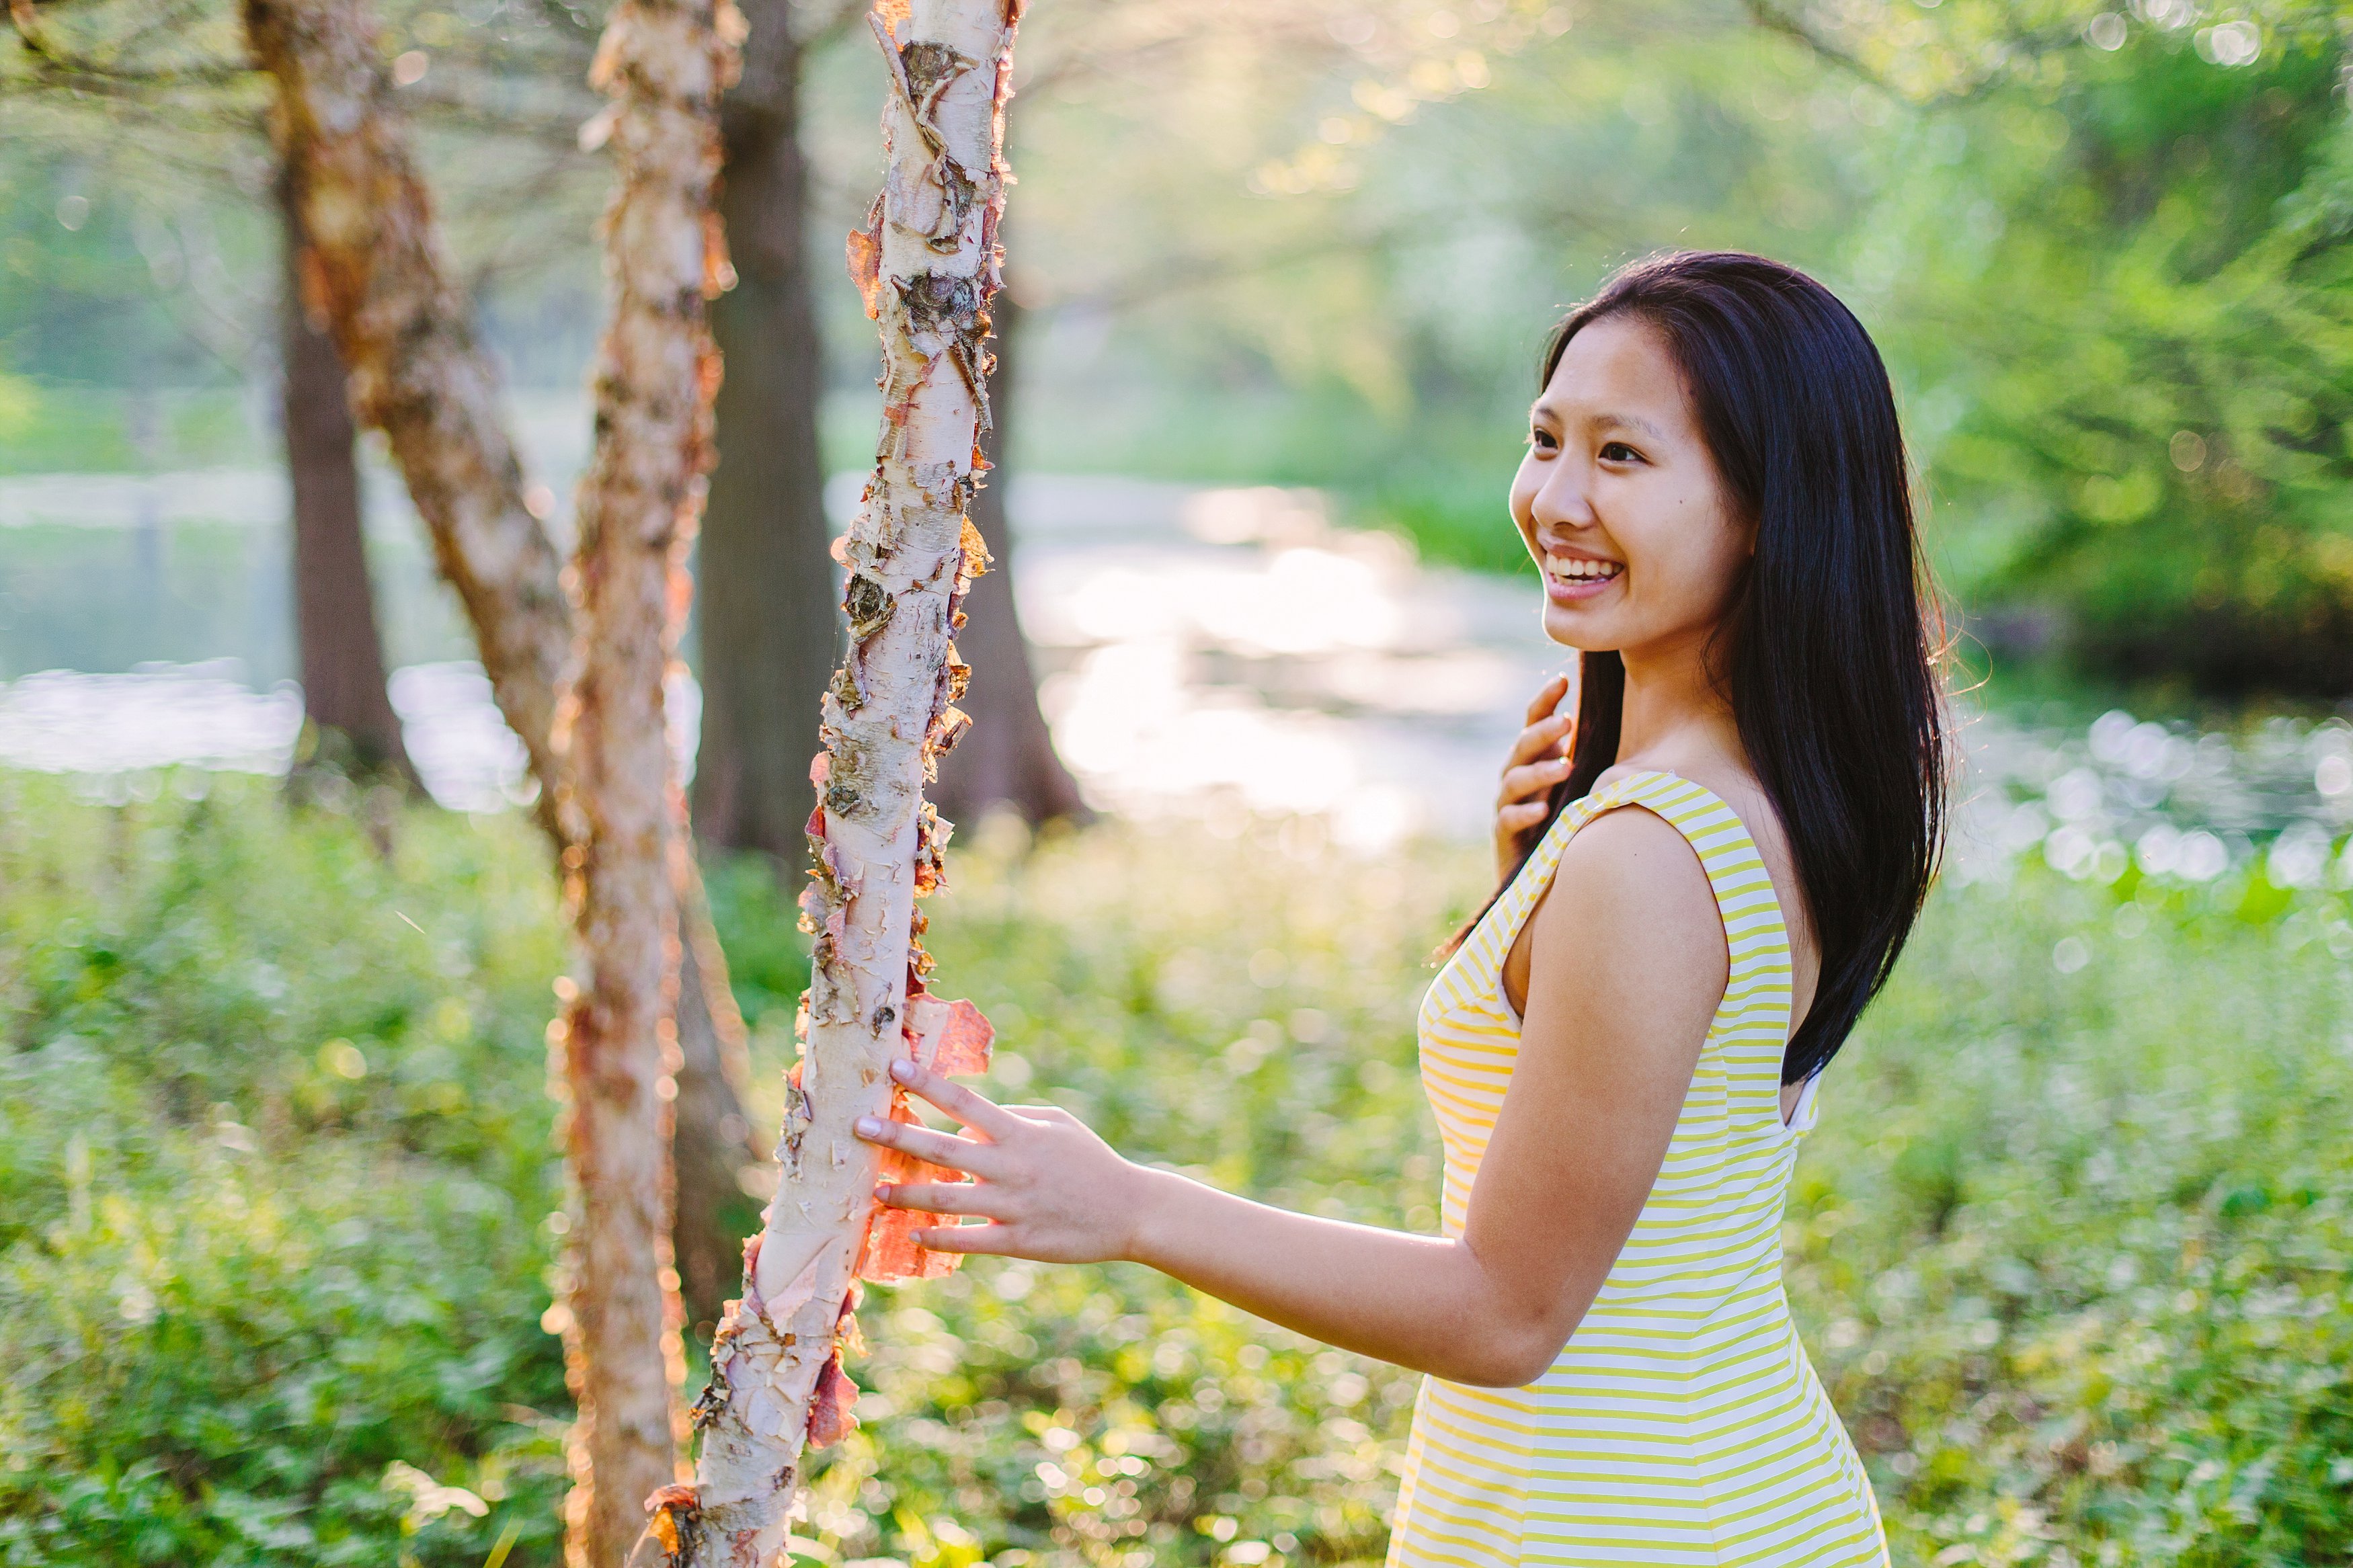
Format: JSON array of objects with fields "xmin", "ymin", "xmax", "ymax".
[{"xmin": 862, "ymin": 807, "xmax": 1726, "ymax": 1388}]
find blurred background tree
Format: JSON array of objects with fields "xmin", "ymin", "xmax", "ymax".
[
  {"xmin": 15, "ymin": 0, "xmax": 2353, "ymax": 702},
  {"xmin": 1830, "ymin": 0, "xmax": 2353, "ymax": 691}
]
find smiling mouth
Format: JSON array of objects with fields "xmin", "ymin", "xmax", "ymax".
[{"xmin": 1543, "ymin": 555, "xmax": 1624, "ymax": 587}]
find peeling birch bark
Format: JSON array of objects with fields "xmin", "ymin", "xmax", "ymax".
[
  {"xmin": 629, "ymin": 3, "xmax": 1020, "ymax": 1563},
  {"xmin": 243, "ymin": 0, "xmax": 571, "ymax": 821},
  {"xmin": 553, "ymin": 0, "xmax": 739, "ymax": 1560},
  {"xmin": 249, "ymin": 5, "xmax": 774, "ymax": 1553}
]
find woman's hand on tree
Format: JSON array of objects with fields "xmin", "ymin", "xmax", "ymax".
[
  {"xmin": 854, "ymin": 1059, "xmax": 1158, "ymax": 1265},
  {"xmin": 1496, "ymin": 673, "xmax": 1576, "ymax": 879}
]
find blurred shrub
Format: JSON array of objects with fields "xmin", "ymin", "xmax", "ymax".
[
  {"xmin": 0, "ymin": 775, "xmax": 569, "ymax": 1567},
  {"xmin": 9, "ymin": 778, "xmax": 2353, "ymax": 1565},
  {"xmin": 1866, "ymin": 12, "xmax": 2353, "ymax": 694},
  {"xmin": 1792, "ymin": 863, "xmax": 2353, "ymax": 1566}
]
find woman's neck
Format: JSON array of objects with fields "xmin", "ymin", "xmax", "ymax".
[{"xmin": 1614, "ymin": 634, "xmax": 1741, "ymax": 772}]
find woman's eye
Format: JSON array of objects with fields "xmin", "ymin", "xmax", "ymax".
[
  {"xmin": 1599, "ymin": 441, "xmax": 1642, "ymax": 463},
  {"xmin": 1528, "ymin": 428, "xmax": 1558, "ymax": 452}
]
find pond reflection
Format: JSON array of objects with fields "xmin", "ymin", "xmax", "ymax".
[{"xmin": 5, "ymin": 467, "xmax": 2350, "ymax": 875}]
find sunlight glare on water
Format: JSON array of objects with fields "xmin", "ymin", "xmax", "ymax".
[
  {"xmin": 10, "ymin": 472, "xmax": 2353, "ymax": 867},
  {"xmin": 0, "ymin": 664, "xmax": 301, "ymax": 778},
  {"xmin": 1019, "ymin": 484, "xmax": 1559, "ymax": 846}
]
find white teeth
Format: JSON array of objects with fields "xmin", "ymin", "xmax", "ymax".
[{"xmin": 1547, "ymin": 558, "xmax": 1622, "ymax": 582}]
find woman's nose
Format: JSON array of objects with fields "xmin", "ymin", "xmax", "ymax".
[{"xmin": 1529, "ymin": 464, "xmax": 1595, "ymax": 534}]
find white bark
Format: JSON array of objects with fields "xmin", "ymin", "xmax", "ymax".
[
  {"xmin": 630, "ymin": 3, "xmax": 1018, "ymax": 1563},
  {"xmin": 556, "ymin": 0, "xmax": 738, "ymax": 1560}
]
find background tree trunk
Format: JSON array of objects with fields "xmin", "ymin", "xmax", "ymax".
[
  {"xmin": 631, "ymin": 2, "xmax": 1020, "ymax": 1561},
  {"xmin": 245, "ymin": 0, "xmax": 573, "ymax": 827},
  {"xmin": 671, "ymin": 863, "xmax": 767, "ymax": 1338},
  {"xmin": 251, "ymin": 5, "xmax": 768, "ymax": 1544},
  {"xmin": 274, "ymin": 154, "xmax": 411, "ymax": 782},
  {"xmin": 929, "ymin": 294, "xmax": 1084, "ymax": 825},
  {"xmin": 692, "ymin": 0, "xmax": 841, "ymax": 863},
  {"xmin": 554, "ymin": 0, "xmax": 735, "ymax": 1555}
]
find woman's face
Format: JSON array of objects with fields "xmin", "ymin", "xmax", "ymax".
[{"xmin": 1510, "ymin": 314, "xmax": 1750, "ymax": 661}]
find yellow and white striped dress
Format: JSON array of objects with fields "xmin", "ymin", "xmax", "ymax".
[{"xmin": 1388, "ymin": 770, "xmax": 1888, "ymax": 1567}]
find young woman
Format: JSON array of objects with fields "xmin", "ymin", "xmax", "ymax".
[{"xmin": 855, "ymin": 250, "xmax": 1948, "ymax": 1566}]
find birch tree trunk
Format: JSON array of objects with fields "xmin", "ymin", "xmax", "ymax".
[
  {"xmin": 248, "ymin": 5, "xmax": 783, "ymax": 1551},
  {"xmin": 554, "ymin": 0, "xmax": 738, "ymax": 1557},
  {"xmin": 244, "ymin": 0, "xmax": 572, "ymax": 822},
  {"xmin": 630, "ymin": 3, "xmax": 1021, "ymax": 1561},
  {"xmin": 247, "ymin": 0, "xmax": 770, "ymax": 1405}
]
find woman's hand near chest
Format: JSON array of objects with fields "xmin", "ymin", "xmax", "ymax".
[{"xmin": 857, "ymin": 807, "xmax": 1728, "ymax": 1388}]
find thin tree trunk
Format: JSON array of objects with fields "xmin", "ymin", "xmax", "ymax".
[
  {"xmin": 631, "ymin": 3, "xmax": 1020, "ymax": 1561},
  {"xmin": 929, "ymin": 294, "xmax": 1084, "ymax": 825},
  {"xmin": 245, "ymin": 0, "xmax": 572, "ymax": 828},
  {"xmin": 672, "ymin": 861, "xmax": 768, "ymax": 1337},
  {"xmin": 275, "ymin": 153, "xmax": 413, "ymax": 782},
  {"xmin": 692, "ymin": 0, "xmax": 840, "ymax": 863},
  {"xmin": 555, "ymin": 0, "xmax": 736, "ymax": 1557},
  {"xmin": 249, "ymin": 4, "xmax": 767, "ymax": 1543}
]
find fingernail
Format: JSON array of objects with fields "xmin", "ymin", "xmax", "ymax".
[
  {"xmin": 889, "ymin": 1059, "xmax": 913, "ymax": 1081},
  {"xmin": 873, "ymin": 1183, "xmax": 890, "ymax": 1200},
  {"xmin": 854, "ymin": 1116, "xmax": 881, "ymax": 1137}
]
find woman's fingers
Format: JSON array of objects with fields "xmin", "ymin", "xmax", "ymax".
[
  {"xmin": 1520, "ymin": 672, "xmax": 1569, "ymax": 727},
  {"xmin": 853, "ymin": 1112, "xmax": 1004, "ymax": 1177},
  {"xmin": 879, "ymin": 1180, "xmax": 1004, "ymax": 1218},
  {"xmin": 1503, "ymin": 711, "xmax": 1572, "ymax": 770},
  {"xmin": 912, "ymin": 1221, "xmax": 1019, "ymax": 1256},
  {"xmin": 1499, "ymin": 800, "xmax": 1550, "ymax": 835},
  {"xmin": 1499, "ymin": 756, "xmax": 1572, "ymax": 807},
  {"xmin": 1001, "ymin": 1103, "xmax": 1081, "ymax": 1125},
  {"xmin": 888, "ymin": 1059, "xmax": 1024, "ymax": 1140}
]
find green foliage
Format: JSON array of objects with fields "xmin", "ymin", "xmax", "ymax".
[
  {"xmin": 1856, "ymin": 3, "xmax": 2353, "ymax": 690},
  {"xmin": 0, "ymin": 776, "xmax": 570, "ymax": 1567},
  {"xmin": 10, "ymin": 783, "xmax": 2353, "ymax": 1565},
  {"xmin": 1793, "ymin": 864, "xmax": 2353, "ymax": 1565}
]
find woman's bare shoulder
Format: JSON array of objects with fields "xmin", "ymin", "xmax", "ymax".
[
  {"xmin": 1540, "ymin": 807, "xmax": 1728, "ymax": 977},
  {"xmin": 1503, "ymin": 798, "xmax": 1728, "ymax": 1024},
  {"xmin": 1513, "ymin": 801, "xmax": 1731, "ymax": 1061}
]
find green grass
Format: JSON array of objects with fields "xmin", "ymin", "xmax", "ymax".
[{"xmin": 4, "ymin": 778, "xmax": 2352, "ymax": 1566}]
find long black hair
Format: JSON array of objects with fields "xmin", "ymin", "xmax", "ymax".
[{"xmin": 1481, "ymin": 250, "xmax": 1948, "ymax": 1086}]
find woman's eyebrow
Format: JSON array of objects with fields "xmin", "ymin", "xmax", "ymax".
[
  {"xmin": 1592, "ymin": 411, "xmax": 1669, "ymax": 441},
  {"xmin": 1529, "ymin": 402, "xmax": 1669, "ymax": 441}
]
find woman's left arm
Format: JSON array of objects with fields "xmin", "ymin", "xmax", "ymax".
[{"xmin": 858, "ymin": 807, "xmax": 1728, "ymax": 1388}]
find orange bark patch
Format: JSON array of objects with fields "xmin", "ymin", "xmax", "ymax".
[
  {"xmin": 904, "ymin": 994, "xmax": 992, "ymax": 1075},
  {"xmin": 845, "ymin": 202, "xmax": 885, "ymax": 322},
  {"xmin": 644, "ymin": 1484, "xmax": 699, "ymax": 1554},
  {"xmin": 806, "ymin": 1351, "xmax": 859, "ymax": 1448},
  {"xmin": 930, "ymin": 999, "xmax": 994, "ymax": 1075},
  {"xmin": 959, "ymin": 516, "xmax": 992, "ymax": 581},
  {"xmin": 859, "ymin": 1088, "xmax": 965, "ymax": 1282}
]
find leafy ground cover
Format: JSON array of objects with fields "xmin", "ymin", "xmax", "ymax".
[{"xmin": 3, "ymin": 776, "xmax": 2350, "ymax": 1566}]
